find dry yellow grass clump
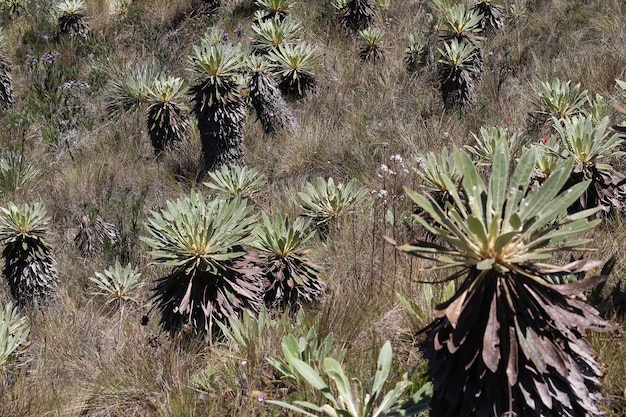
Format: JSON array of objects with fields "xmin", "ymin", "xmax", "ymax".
[{"xmin": 0, "ymin": 0, "xmax": 625, "ymax": 415}]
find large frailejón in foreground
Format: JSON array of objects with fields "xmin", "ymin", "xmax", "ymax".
[{"xmin": 395, "ymin": 144, "xmax": 616, "ymax": 417}]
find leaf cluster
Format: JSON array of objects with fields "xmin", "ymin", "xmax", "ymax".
[
  {"xmin": 298, "ymin": 177, "xmax": 370, "ymax": 229},
  {"xmin": 253, "ymin": 212, "xmax": 315, "ymax": 259},
  {"xmin": 266, "ymin": 43, "xmax": 318, "ymax": 99},
  {"xmin": 358, "ymin": 27, "xmax": 385, "ymax": 61},
  {"xmin": 0, "ymin": 201, "xmax": 50, "ymax": 239},
  {"xmin": 414, "ymin": 147, "xmax": 459, "ymax": 193},
  {"xmin": 141, "ymin": 191, "xmax": 257, "ymax": 275},
  {"xmin": 552, "ymin": 115, "xmax": 624, "ymax": 173},
  {"xmin": 465, "ymin": 126, "xmax": 524, "ymax": 165},
  {"xmin": 439, "ymin": 4, "xmax": 484, "ymax": 48},
  {"xmin": 0, "ymin": 151, "xmax": 40, "ymax": 200},
  {"xmin": 0, "ymin": 301, "xmax": 29, "ymax": 370},
  {"xmin": 189, "ymin": 42, "xmax": 242, "ymax": 82},
  {"xmin": 253, "ymin": 212, "xmax": 324, "ymax": 309},
  {"xmin": 203, "ymin": 165, "xmax": 267, "ymax": 200},
  {"xmin": 267, "ymin": 326, "xmax": 346, "ymax": 388},
  {"xmin": 89, "ymin": 261, "xmax": 144, "ymax": 306},
  {"xmin": 531, "ymin": 79, "xmax": 589, "ymax": 121},
  {"xmin": 267, "ymin": 340, "xmax": 431, "ymax": 417},
  {"xmin": 255, "ymin": 0, "xmax": 292, "ymax": 20},
  {"xmin": 401, "ymin": 144, "xmax": 600, "ymax": 277},
  {"xmin": 106, "ymin": 61, "xmax": 159, "ymax": 117},
  {"xmin": 251, "ymin": 15, "xmax": 301, "ymax": 53}
]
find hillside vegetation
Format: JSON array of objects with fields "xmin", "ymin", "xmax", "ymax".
[{"xmin": 0, "ymin": 0, "xmax": 626, "ymax": 416}]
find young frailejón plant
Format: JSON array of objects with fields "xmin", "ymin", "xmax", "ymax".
[
  {"xmin": 527, "ymin": 79, "xmax": 588, "ymax": 133},
  {"xmin": 440, "ymin": 4, "xmax": 484, "ymax": 47},
  {"xmin": 413, "ymin": 148, "xmax": 460, "ymax": 239},
  {"xmin": 0, "ymin": 301, "xmax": 29, "ymax": 372},
  {"xmin": 586, "ymin": 93, "xmax": 610, "ymax": 124},
  {"xmin": 141, "ymin": 191, "xmax": 263, "ymax": 337},
  {"xmin": 404, "ymin": 33, "xmax": 428, "ymax": 73},
  {"xmin": 89, "ymin": 261, "xmax": 144, "ymax": 307},
  {"xmin": 251, "ymin": 15, "xmax": 301, "ymax": 54},
  {"xmin": 472, "ymin": 0, "xmax": 504, "ymax": 33},
  {"xmin": 0, "ymin": 28, "xmax": 14, "ymax": 112},
  {"xmin": 298, "ymin": 177, "xmax": 370, "ymax": 236},
  {"xmin": 267, "ymin": 325, "xmax": 347, "ymax": 388},
  {"xmin": 255, "ymin": 0, "xmax": 292, "ymax": 20},
  {"xmin": 437, "ymin": 39, "xmax": 480, "ymax": 109},
  {"xmin": 252, "ymin": 212, "xmax": 324, "ymax": 311},
  {"xmin": 74, "ymin": 214, "xmax": 119, "ymax": 257},
  {"xmin": 465, "ymin": 126, "xmax": 524, "ymax": 165},
  {"xmin": 267, "ymin": 42, "xmax": 318, "ymax": 99},
  {"xmin": 54, "ymin": 0, "xmax": 90, "ymax": 38},
  {"xmin": 439, "ymin": 4, "xmax": 484, "ymax": 76},
  {"xmin": 331, "ymin": 0, "xmax": 377, "ymax": 32},
  {"xmin": 0, "ymin": 151, "xmax": 40, "ymax": 201},
  {"xmin": 358, "ymin": 27, "xmax": 385, "ymax": 61},
  {"xmin": 105, "ymin": 61, "xmax": 158, "ymax": 117},
  {"xmin": 246, "ymin": 55, "xmax": 298, "ymax": 134},
  {"xmin": 106, "ymin": 65, "xmax": 190, "ymax": 154},
  {"xmin": 204, "ymin": 164, "xmax": 267, "ymax": 200},
  {"xmin": 267, "ymin": 340, "xmax": 431, "ymax": 417},
  {"xmin": 189, "ymin": 42, "xmax": 247, "ymax": 170},
  {"xmin": 393, "ymin": 144, "xmax": 616, "ymax": 417},
  {"xmin": 0, "ymin": 202, "xmax": 58, "ymax": 308},
  {"xmin": 530, "ymin": 138, "xmax": 561, "ymax": 181},
  {"xmin": 553, "ymin": 115, "xmax": 626, "ymax": 214},
  {"xmin": 145, "ymin": 73, "xmax": 191, "ymax": 154}
]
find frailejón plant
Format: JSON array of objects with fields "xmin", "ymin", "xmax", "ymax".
[
  {"xmin": 267, "ymin": 340, "xmax": 431, "ymax": 417},
  {"xmin": 331, "ymin": 0, "xmax": 376, "ymax": 31},
  {"xmin": 465, "ymin": 126, "xmax": 524, "ymax": 165},
  {"xmin": 251, "ymin": 15, "xmax": 301, "ymax": 54},
  {"xmin": 267, "ymin": 43, "xmax": 318, "ymax": 99},
  {"xmin": 0, "ymin": 301, "xmax": 29, "ymax": 370},
  {"xmin": 203, "ymin": 164, "xmax": 267, "ymax": 200},
  {"xmin": 246, "ymin": 55, "xmax": 298, "ymax": 134},
  {"xmin": 0, "ymin": 202, "xmax": 59, "ymax": 307},
  {"xmin": 393, "ymin": 143, "xmax": 615, "ymax": 417},
  {"xmin": 267, "ymin": 326, "xmax": 346, "ymax": 387},
  {"xmin": 141, "ymin": 191, "xmax": 263, "ymax": 337},
  {"xmin": 74, "ymin": 214, "xmax": 119, "ymax": 257},
  {"xmin": 472, "ymin": 0, "xmax": 504, "ymax": 33},
  {"xmin": 252, "ymin": 212, "xmax": 324, "ymax": 311},
  {"xmin": 437, "ymin": 39, "xmax": 480, "ymax": 108},
  {"xmin": 54, "ymin": 0, "xmax": 89, "ymax": 38},
  {"xmin": 358, "ymin": 27, "xmax": 385, "ymax": 61},
  {"xmin": 528, "ymin": 79, "xmax": 588, "ymax": 132},
  {"xmin": 298, "ymin": 177, "xmax": 369, "ymax": 235},
  {"xmin": 0, "ymin": 28, "xmax": 14, "ymax": 112},
  {"xmin": 553, "ymin": 115, "xmax": 626, "ymax": 214},
  {"xmin": 89, "ymin": 261, "xmax": 144, "ymax": 306},
  {"xmin": 145, "ymin": 73, "xmax": 190, "ymax": 153},
  {"xmin": 189, "ymin": 42, "xmax": 247, "ymax": 170}
]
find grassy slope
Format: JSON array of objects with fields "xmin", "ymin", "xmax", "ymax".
[{"xmin": 0, "ymin": 0, "xmax": 625, "ymax": 415}]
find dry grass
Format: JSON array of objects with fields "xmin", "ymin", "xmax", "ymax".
[{"xmin": 0, "ymin": 0, "xmax": 625, "ymax": 415}]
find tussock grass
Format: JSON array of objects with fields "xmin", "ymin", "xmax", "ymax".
[{"xmin": 0, "ymin": 0, "xmax": 624, "ymax": 415}]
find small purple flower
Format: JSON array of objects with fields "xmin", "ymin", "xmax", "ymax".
[
  {"xmin": 240, "ymin": 360, "xmax": 248, "ymax": 366},
  {"xmin": 234, "ymin": 24, "xmax": 244, "ymax": 38},
  {"xmin": 25, "ymin": 53, "xmax": 37, "ymax": 67},
  {"xmin": 257, "ymin": 394, "xmax": 265, "ymax": 402},
  {"xmin": 40, "ymin": 52, "xmax": 54, "ymax": 65},
  {"xmin": 60, "ymin": 80, "xmax": 76, "ymax": 91}
]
